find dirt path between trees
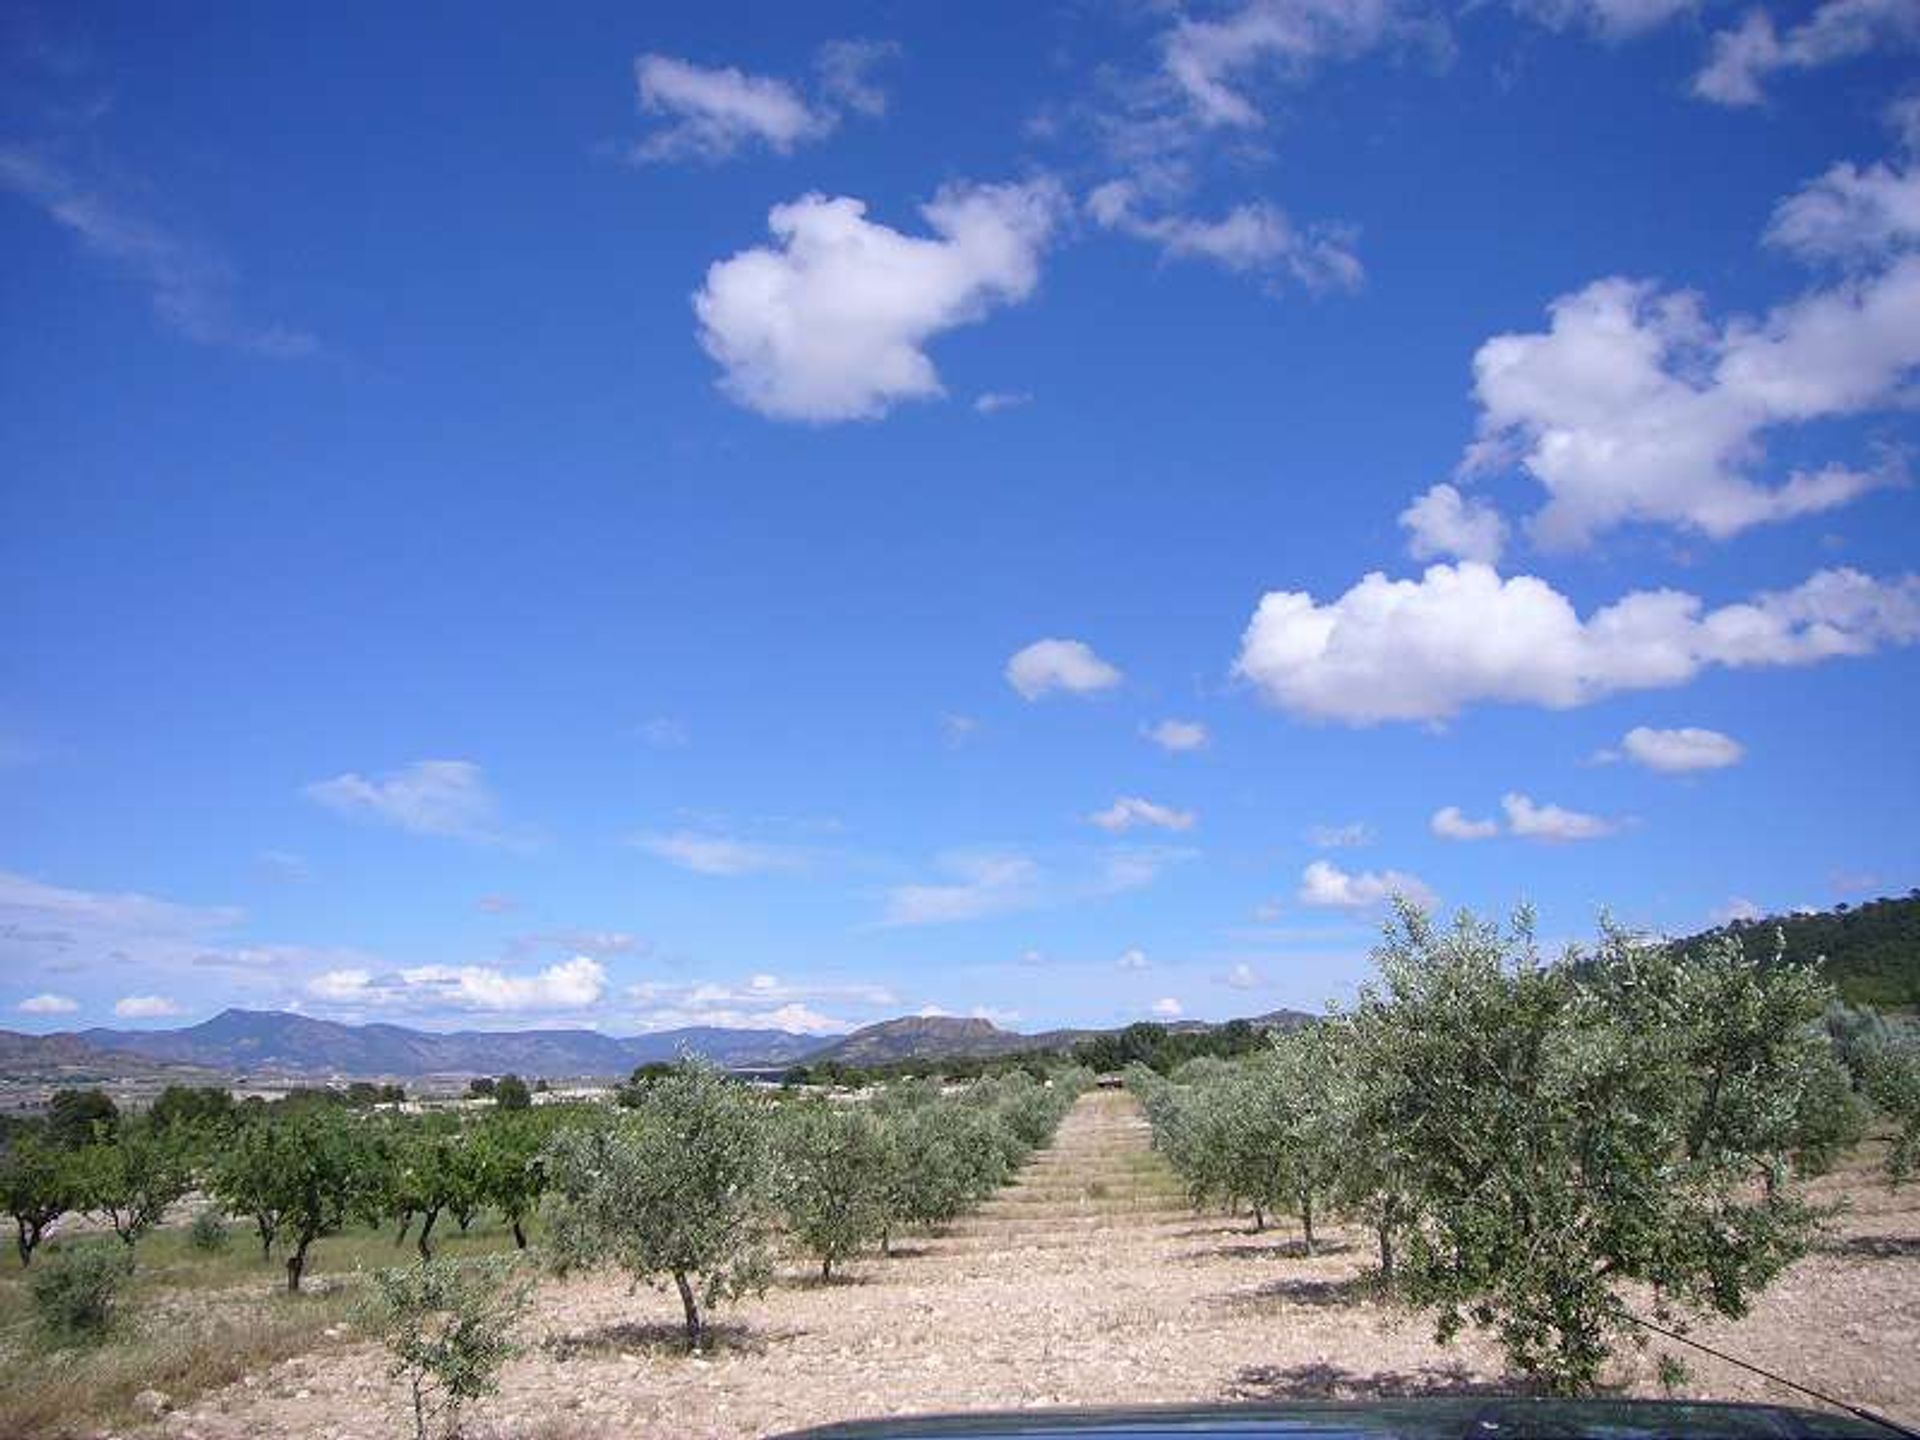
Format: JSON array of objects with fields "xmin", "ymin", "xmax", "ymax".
[{"xmin": 153, "ymin": 1089, "xmax": 1920, "ymax": 1440}]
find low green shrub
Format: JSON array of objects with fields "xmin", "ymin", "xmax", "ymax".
[
  {"xmin": 188, "ymin": 1206, "xmax": 231, "ymax": 1253},
  {"xmin": 30, "ymin": 1241, "xmax": 137, "ymax": 1346}
]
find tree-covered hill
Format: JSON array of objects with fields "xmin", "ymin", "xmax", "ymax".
[{"xmin": 1675, "ymin": 892, "xmax": 1920, "ymax": 1010}]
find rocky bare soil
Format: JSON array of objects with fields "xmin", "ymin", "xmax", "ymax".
[{"xmin": 147, "ymin": 1090, "xmax": 1920, "ymax": 1440}]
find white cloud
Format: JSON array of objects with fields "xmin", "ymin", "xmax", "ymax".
[
  {"xmin": 0, "ymin": 145, "xmax": 315, "ymax": 357},
  {"xmin": 628, "ymin": 973, "xmax": 895, "ymax": 1013},
  {"xmin": 1223, "ymin": 962, "xmax": 1264, "ymax": 990},
  {"xmin": 0, "ymin": 870, "xmax": 246, "ymax": 979},
  {"xmin": 1431, "ymin": 806, "xmax": 1500, "ymax": 840},
  {"xmin": 311, "ymin": 956, "xmax": 607, "ymax": 1014},
  {"xmin": 1400, "ymin": 482, "xmax": 1508, "ymax": 564},
  {"xmin": 1508, "ymin": 0, "xmax": 1696, "ymax": 38},
  {"xmin": 1152, "ymin": 996, "xmax": 1186, "ymax": 1018},
  {"xmin": 1088, "ymin": 180, "xmax": 1364, "ymax": 293},
  {"xmin": 1616, "ymin": 725, "xmax": 1746, "ymax": 772},
  {"xmin": 1006, "ymin": 638, "xmax": 1123, "ymax": 699},
  {"xmin": 1713, "ymin": 896, "xmax": 1766, "ymax": 925},
  {"xmin": 1307, "ymin": 822, "xmax": 1372, "ymax": 849},
  {"xmin": 974, "ymin": 390, "xmax": 1034, "ymax": 414},
  {"xmin": 1233, "ymin": 561, "xmax": 1920, "ymax": 725},
  {"xmin": 1117, "ymin": 946, "xmax": 1150, "ymax": 971},
  {"xmin": 1461, "ymin": 267, "xmax": 1916, "ymax": 549},
  {"xmin": 1089, "ymin": 796, "xmax": 1197, "ymax": 833},
  {"xmin": 880, "ymin": 854, "xmax": 1044, "ymax": 927},
  {"xmin": 114, "ymin": 995, "xmax": 183, "ymax": 1019},
  {"xmin": 1767, "ymin": 156, "xmax": 1920, "ymax": 265},
  {"xmin": 17, "ymin": 993, "xmax": 78, "ymax": 1015},
  {"xmin": 1144, "ymin": 718, "xmax": 1210, "ymax": 752},
  {"xmin": 1298, "ymin": 859, "xmax": 1436, "ymax": 910},
  {"xmin": 1161, "ymin": 0, "xmax": 1412, "ymax": 128},
  {"xmin": 1694, "ymin": 0, "xmax": 1920, "ymax": 106},
  {"xmin": 942, "ymin": 713, "xmax": 981, "ymax": 746},
  {"xmin": 694, "ymin": 180, "xmax": 1064, "ymax": 422},
  {"xmin": 631, "ymin": 1000, "xmax": 849, "ymax": 1036},
  {"xmin": 304, "ymin": 760, "xmax": 506, "ymax": 844},
  {"xmin": 1501, "ymin": 792, "xmax": 1618, "ymax": 842},
  {"xmin": 814, "ymin": 39, "xmax": 899, "ymax": 118},
  {"xmin": 631, "ymin": 55, "xmax": 831, "ymax": 163},
  {"xmin": 635, "ymin": 831, "xmax": 802, "ymax": 877}
]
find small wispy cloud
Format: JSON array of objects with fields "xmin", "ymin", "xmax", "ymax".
[{"xmin": 304, "ymin": 760, "xmax": 515, "ymax": 846}]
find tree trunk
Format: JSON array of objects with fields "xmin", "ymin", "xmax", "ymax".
[
  {"xmin": 511, "ymin": 1217, "xmax": 527, "ymax": 1250},
  {"xmin": 454, "ymin": 1206, "xmax": 473, "ymax": 1234},
  {"xmin": 394, "ymin": 1211, "xmax": 414, "ymax": 1247},
  {"xmin": 286, "ymin": 1238, "xmax": 309, "ymax": 1293},
  {"xmin": 1250, "ymin": 1204, "xmax": 1265, "ymax": 1234},
  {"xmin": 674, "ymin": 1270, "xmax": 702, "ymax": 1349},
  {"xmin": 16, "ymin": 1217, "xmax": 36, "ymax": 1267},
  {"xmin": 881, "ymin": 1222, "xmax": 891, "ymax": 1257},
  {"xmin": 1377, "ymin": 1221, "xmax": 1395, "ymax": 1283},
  {"xmin": 417, "ymin": 1207, "xmax": 441, "ymax": 1261},
  {"xmin": 1300, "ymin": 1191, "xmax": 1316, "ymax": 1257}
]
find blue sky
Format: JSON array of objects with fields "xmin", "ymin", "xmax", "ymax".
[{"xmin": 3, "ymin": 0, "xmax": 1917, "ymax": 1038}]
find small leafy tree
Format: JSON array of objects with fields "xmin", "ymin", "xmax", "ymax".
[
  {"xmin": 2, "ymin": 1128, "xmax": 77, "ymax": 1266},
  {"xmin": 358, "ymin": 1255, "xmax": 527, "ymax": 1440},
  {"xmin": 472, "ymin": 1111, "xmax": 546, "ymax": 1249},
  {"xmin": 46, "ymin": 1088, "xmax": 118, "ymax": 1149},
  {"xmin": 492, "ymin": 1074, "xmax": 531, "ymax": 1112},
  {"xmin": 30, "ymin": 1240, "xmax": 136, "ymax": 1345},
  {"xmin": 774, "ymin": 1103, "xmax": 888, "ymax": 1279},
  {"xmin": 544, "ymin": 1059, "xmax": 772, "ymax": 1346},
  {"xmin": 212, "ymin": 1109, "xmax": 373, "ymax": 1290},
  {"xmin": 1862, "ymin": 1040, "xmax": 1920, "ymax": 1186},
  {"xmin": 70, "ymin": 1122, "xmax": 193, "ymax": 1245},
  {"xmin": 1358, "ymin": 905, "xmax": 1828, "ymax": 1394}
]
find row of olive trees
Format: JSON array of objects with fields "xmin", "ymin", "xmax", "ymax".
[
  {"xmin": 1132, "ymin": 904, "xmax": 1918, "ymax": 1395},
  {"xmin": 544, "ymin": 1062, "xmax": 1088, "ymax": 1345}
]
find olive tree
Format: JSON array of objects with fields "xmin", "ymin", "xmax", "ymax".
[
  {"xmin": 1358, "ymin": 904, "xmax": 1829, "ymax": 1394},
  {"xmin": 543, "ymin": 1059, "xmax": 772, "ymax": 1347},
  {"xmin": 1862, "ymin": 1040, "xmax": 1920, "ymax": 1186},
  {"xmin": 358, "ymin": 1255, "xmax": 527, "ymax": 1440},
  {"xmin": 774, "ymin": 1103, "xmax": 888, "ymax": 1279}
]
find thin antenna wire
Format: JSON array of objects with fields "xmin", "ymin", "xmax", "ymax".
[{"xmin": 1621, "ymin": 1310, "xmax": 1920, "ymax": 1438}]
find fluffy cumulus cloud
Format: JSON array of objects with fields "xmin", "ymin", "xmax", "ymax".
[
  {"xmin": 1399, "ymin": 483, "xmax": 1508, "ymax": 564},
  {"xmin": 1005, "ymin": 638, "xmax": 1123, "ymax": 699},
  {"xmin": 1087, "ymin": 180, "xmax": 1364, "ymax": 293},
  {"xmin": 1233, "ymin": 561, "xmax": 1920, "ymax": 725},
  {"xmin": 1089, "ymin": 796, "xmax": 1197, "ymax": 833},
  {"xmin": 1501, "ymin": 792, "xmax": 1618, "ymax": 842},
  {"xmin": 17, "ymin": 992, "xmax": 78, "ymax": 1014},
  {"xmin": 1461, "ymin": 267, "xmax": 1917, "ymax": 548},
  {"xmin": 1118, "ymin": 947, "xmax": 1150, "ymax": 971},
  {"xmin": 1767, "ymin": 156, "xmax": 1920, "ymax": 265},
  {"xmin": 1613, "ymin": 725, "xmax": 1746, "ymax": 772},
  {"xmin": 623, "ymin": 972, "xmax": 891, "ymax": 1034},
  {"xmin": 1713, "ymin": 896, "xmax": 1766, "ymax": 925},
  {"xmin": 114, "ymin": 995, "xmax": 184, "ymax": 1018},
  {"xmin": 306, "ymin": 956, "xmax": 606, "ymax": 1014},
  {"xmin": 1152, "ymin": 996, "xmax": 1185, "ymax": 1018},
  {"xmin": 1694, "ymin": 0, "xmax": 1920, "ymax": 106},
  {"xmin": 634, "ymin": 831, "xmax": 802, "ymax": 876},
  {"xmin": 1431, "ymin": 806, "xmax": 1500, "ymax": 840},
  {"xmin": 1223, "ymin": 962, "xmax": 1265, "ymax": 990},
  {"xmin": 630, "ymin": 55, "xmax": 832, "ymax": 162},
  {"xmin": 694, "ymin": 179, "xmax": 1064, "ymax": 422},
  {"xmin": 1298, "ymin": 859, "xmax": 1435, "ymax": 909},
  {"xmin": 1144, "ymin": 718, "xmax": 1209, "ymax": 752},
  {"xmin": 304, "ymin": 760, "xmax": 506, "ymax": 844}
]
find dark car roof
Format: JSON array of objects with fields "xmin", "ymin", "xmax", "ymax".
[{"xmin": 765, "ymin": 1399, "xmax": 1905, "ymax": 1440}]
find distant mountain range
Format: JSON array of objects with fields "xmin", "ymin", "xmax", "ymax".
[{"xmin": 0, "ymin": 1005, "xmax": 1313, "ymax": 1082}]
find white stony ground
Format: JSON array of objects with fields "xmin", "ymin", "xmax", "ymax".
[{"xmin": 150, "ymin": 1090, "xmax": 1920, "ymax": 1440}]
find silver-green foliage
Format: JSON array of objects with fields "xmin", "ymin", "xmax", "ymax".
[
  {"xmin": 29, "ymin": 1240, "xmax": 136, "ymax": 1346},
  {"xmin": 358, "ymin": 1254, "xmax": 527, "ymax": 1440},
  {"xmin": 1863, "ymin": 1040, "xmax": 1920, "ymax": 1184},
  {"xmin": 773, "ymin": 1103, "xmax": 889, "ymax": 1279},
  {"xmin": 542, "ymin": 1059, "xmax": 773, "ymax": 1347}
]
